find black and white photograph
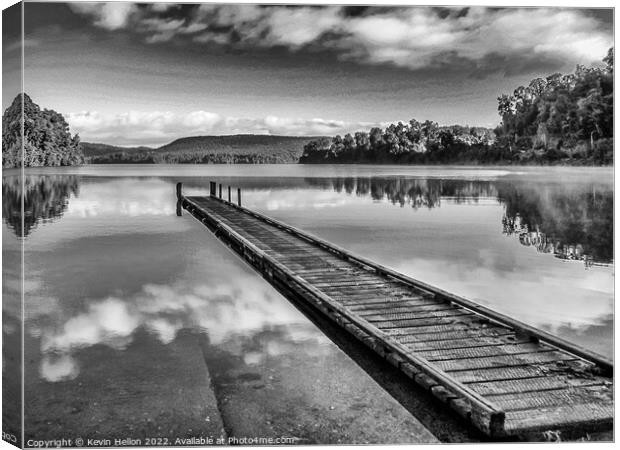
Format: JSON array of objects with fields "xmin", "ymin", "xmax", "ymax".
[{"xmin": 1, "ymin": 0, "xmax": 615, "ymax": 446}]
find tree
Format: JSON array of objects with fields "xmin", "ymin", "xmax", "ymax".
[
  {"xmin": 2, "ymin": 93, "xmax": 84, "ymax": 168},
  {"xmin": 342, "ymin": 133, "xmax": 356, "ymax": 158},
  {"xmin": 354, "ymin": 131, "xmax": 370, "ymax": 154},
  {"xmin": 604, "ymin": 47, "xmax": 613, "ymax": 73},
  {"xmin": 369, "ymin": 127, "xmax": 384, "ymax": 152},
  {"xmin": 383, "ymin": 124, "xmax": 401, "ymax": 155},
  {"xmin": 496, "ymin": 48, "xmax": 613, "ymax": 163},
  {"xmin": 421, "ymin": 120, "xmax": 439, "ymax": 140},
  {"xmin": 407, "ymin": 119, "xmax": 422, "ymax": 143},
  {"xmin": 528, "ymin": 78, "xmax": 547, "ymax": 98},
  {"xmin": 497, "ymin": 94, "xmax": 516, "ymax": 120},
  {"xmin": 329, "ymin": 135, "xmax": 345, "ymax": 159}
]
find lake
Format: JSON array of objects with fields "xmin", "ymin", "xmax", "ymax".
[{"xmin": 2, "ymin": 164, "xmax": 613, "ymax": 444}]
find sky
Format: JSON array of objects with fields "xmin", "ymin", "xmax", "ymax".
[{"xmin": 1, "ymin": 2, "xmax": 614, "ymax": 147}]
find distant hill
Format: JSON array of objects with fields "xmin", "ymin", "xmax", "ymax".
[{"xmin": 85, "ymin": 135, "xmax": 324, "ymax": 164}]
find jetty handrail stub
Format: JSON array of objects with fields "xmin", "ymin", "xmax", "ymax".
[
  {"xmin": 181, "ymin": 195, "xmax": 506, "ymax": 433},
  {"xmin": 197, "ymin": 193, "xmax": 613, "ymax": 375}
]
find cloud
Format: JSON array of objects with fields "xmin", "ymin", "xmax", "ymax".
[
  {"xmin": 149, "ymin": 3, "xmax": 180, "ymax": 14},
  {"xmin": 3, "ymin": 38, "xmax": 40, "ymax": 53},
  {"xmin": 138, "ymin": 16, "xmax": 201, "ymax": 43},
  {"xmin": 69, "ymin": 5, "xmax": 612, "ymax": 72},
  {"xmin": 66, "ymin": 110, "xmax": 384, "ymax": 146},
  {"xmin": 200, "ymin": 5, "xmax": 344, "ymax": 49},
  {"xmin": 335, "ymin": 7, "xmax": 611, "ymax": 71},
  {"xmin": 69, "ymin": 2, "xmax": 137, "ymax": 30},
  {"xmin": 140, "ymin": 17, "xmax": 185, "ymax": 32}
]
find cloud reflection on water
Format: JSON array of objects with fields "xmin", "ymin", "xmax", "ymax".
[
  {"xmin": 30, "ymin": 275, "xmax": 329, "ymax": 382},
  {"xmin": 65, "ymin": 178, "xmax": 177, "ymax": 218},
  {"xmin": 395, "ymin": 257, "xmax": 613, "ymax": 332},
  {"xmin": 39, "ymin": 354, "xmax": 80, "ymax": 383},
  {"xmin": 246, "ymin": 189, "xmax": 366, "ymax": 211}
]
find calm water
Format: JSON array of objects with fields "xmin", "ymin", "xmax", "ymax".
[{"xmin": 2, "ymin": 164, "xmax": 614, "ymax": 443}]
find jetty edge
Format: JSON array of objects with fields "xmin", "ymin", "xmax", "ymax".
[{"xmin": 176, "ymin": 181, "xmax": 613, "ymax": 440}]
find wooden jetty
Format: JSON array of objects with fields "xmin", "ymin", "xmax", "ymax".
[{"xmin": 176, "ymin": 182, "xmax": 613, "ymax": 439}]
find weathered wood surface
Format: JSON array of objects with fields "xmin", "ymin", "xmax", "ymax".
[{"xmin": 179, "ymin": 191, "xmax": 613, "ymax": 439}]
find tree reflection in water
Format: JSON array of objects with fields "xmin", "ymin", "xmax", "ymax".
[
  {"xmin": 499, "ymin": 182, "xmax": 613, "ymax": 266},
  {"xmin": 308, "ymin": 177, "xmax": 497, "ymax": 209},
  {"xmin": 309, "ymin": 177, "xmax": 612, "ymax": 266},
  {"xmin": 2, "ymin": 175, "xmax": 80, "ymax": 237}
]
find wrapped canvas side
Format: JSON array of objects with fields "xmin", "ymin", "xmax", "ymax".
[{"xmin": 2, "ymin": 1, "xmax": 24, "ymax": 448}]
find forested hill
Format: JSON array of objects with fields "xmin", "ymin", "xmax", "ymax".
[
  {"xmin": 495, "ymin": 48, "xmax": 613, "ymax": 163},
  {"xmin": 300, "ymin": 48, "xmax": 613, "ymax": 165},
  {"xmin": 2, "ymin": 94, "xmax": 84, "ymax": 168},
  {"xmin": 85, "ymin": 135, "xmax": 323, "ymax": 164}
]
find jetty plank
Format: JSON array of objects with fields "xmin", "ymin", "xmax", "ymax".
[
  {"xmin": 435, "ymin": 351, "xmax": 579, "ymax": 372},
  {"xmin": 489, "ymin": 385, "xmax": 613, "ymax": 411},
  {"xmin": 179, "ymin": 190, "xmax": 613, "ymax": 439},
  {"xmin": 504, "ymin": 403, "xmax": 613, "ymax": 433}
]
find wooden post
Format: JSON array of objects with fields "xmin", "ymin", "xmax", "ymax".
[
  {"xmin": 219, "ymin": 184, "xmax": 222, "ymax": 199},
  {"xmin": 228, "ymin": 186, "xmax": 231, "ymax": 203},
  {"xmin": 237, "ymin": 188, "xmax": 241, "ymax": 207},
  {"xmin": 176, "ymin": 182, "xmax": 183, "ymax": 217}
]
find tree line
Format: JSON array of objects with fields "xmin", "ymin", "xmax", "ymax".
[
  {"xmin": 299, "ymin": 122, "xmax": 500, "ymax": 164},
  {"xmin": 300, "ymin": 48, "xmax": 613, "ymax": 165},
  {"xmin": 2, "ymin": 94, "xmax": 84, "ymax": 168},
  {"xmin": 89, "ymin": 150, "xmax": 299, "ymax": 164}
]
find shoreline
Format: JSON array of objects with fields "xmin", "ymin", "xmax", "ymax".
[{"xmin": 4, "ymin": 160, "xmax": 614, "ymax": 170}]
